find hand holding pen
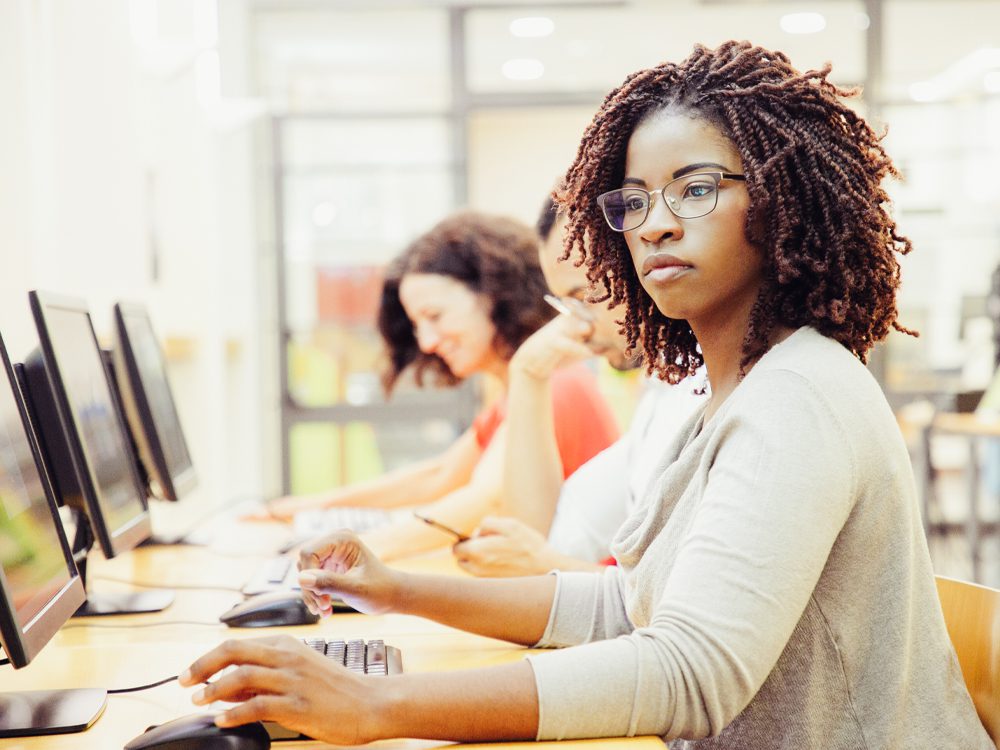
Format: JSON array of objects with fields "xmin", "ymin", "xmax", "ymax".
[
  {"xmin": 543, "ymin": 294, "xmax": 596, "ymax": 335},
  {"xmin": 412, "ymin": 512, "xmax": 471, "ymax": 543},
  {"xmin": 508, "ymin": 295, "xmax": 598, "ymax": 380}
]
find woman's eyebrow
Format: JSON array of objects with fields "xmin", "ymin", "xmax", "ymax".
[
  {"xmin": 672, "ymin": 161, "xmax": 730, "ymax": 178},
  {"xmin": 622, "ymin": 162, "xmax": 733, "ymax": 187}
]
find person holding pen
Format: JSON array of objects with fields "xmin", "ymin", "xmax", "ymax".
[
  {"xmin": 181, "ymin": 41, "xmax": 992, "ymax": 748},
  {"xmin": 265, "ymin": 211, "xmax": 619, "ymax": 560}
]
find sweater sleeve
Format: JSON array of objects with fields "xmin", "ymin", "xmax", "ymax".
[
  {"xmin": 534, "ymin": 566, "xmax": 634, "ymax": 648},
  {"xmin": 526, "ymin": 370, "xmax": 858, "ymax": 741}
]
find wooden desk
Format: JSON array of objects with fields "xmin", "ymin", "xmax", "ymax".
[
  {"xmin": 4, "ymin": 537, "xmax": 661, "ymax": 750},
  {"xmin": 918, "ymin": 411, "xmax": 1000, "ymax": 581}
]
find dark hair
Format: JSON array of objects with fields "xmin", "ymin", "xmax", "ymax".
[
  {"xmin": 378, "ymin": 211, "xmax": 554, "ymax": 393},
  {"xmin": 558, "ymin": 40, "xmax": 915, "ymax": 383},
  {"xmin": 536, "ymin": 194, "xmax": 560, "ymax": 242}
]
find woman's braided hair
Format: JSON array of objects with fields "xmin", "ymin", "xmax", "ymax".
[{"xmin": 558, "ymin": 40, "xmax": 915, "ymax": 383}]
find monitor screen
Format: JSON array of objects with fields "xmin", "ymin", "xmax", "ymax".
[
  {"xmin": 28, "ymin": 292, "xmax": 150, "ymax": 557},
  {"xmin": 113, "ymin": 303, "xmax": 196, "ymax": 502},
  {"xmin": 0, "ymin": 333, "xmax": 83, "ymax": 668}
]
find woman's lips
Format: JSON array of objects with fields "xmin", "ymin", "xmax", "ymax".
[
  {"xmin": 641, "ymin": 253, "xmax": 692, "ymax": 282},
  {"xmin": 645, "ymin": 265, "xmax": 690, "ymax": 283}
]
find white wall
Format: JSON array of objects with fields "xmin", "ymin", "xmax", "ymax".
[{"xmin": 0, "ymin": 0, "xmax": 277, "ymax": 508}]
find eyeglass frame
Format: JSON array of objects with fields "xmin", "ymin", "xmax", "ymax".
[{"xmin": 596, "ymin": 171, "xmax": 747, "ymax": 233}]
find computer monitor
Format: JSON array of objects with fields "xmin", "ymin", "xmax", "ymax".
[
  {"xmin": 111, "ymin": 302, "xmax": 196, "ymax": 503},
  {"xmin": 21, "ymin": 291, "xmax": 172, "ymax": 616},
  {"xmin": 0, "ymin": 330, "xmax": 107, "ymax": 737}
]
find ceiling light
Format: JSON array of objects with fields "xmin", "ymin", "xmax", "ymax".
[
  {"xmin": 311, "ymin": 202, "xmax": 338, "ymax": 227},
  {"xmin": 779, "ymin": 12, "xmax": 826, "ymax": 34},
  {"xmin": 509, "ymin": 17, "xmax": 554, "ymax": 38},
  {"xmin": 502, "ymin": 58, "xmax": 545, "ymax": 81},
  {"xmin": 985, "ymin": 71, "xmax": 1000, "ymax": 93}
]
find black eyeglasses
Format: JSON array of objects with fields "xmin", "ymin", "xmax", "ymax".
[{"xmin": 596, "ymin": 171, "xmax": 746, "ymax": 232}]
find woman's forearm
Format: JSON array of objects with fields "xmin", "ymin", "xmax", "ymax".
[
  {"xmin": 324, "ymin": 453, "xmax": 468, "ymax": 510},
  {"xmin": 274, "ymin": 429, "xmax": 483, "ymax": 519},
  {"xmin": 501, "ymin": 370, "xmax": 563, "ymax": 532},
  {"xmin": 362, "ymin": 479, "xmax": 501, "ymax": 561},
  {"xmin": 364, "ymin": 437, "xmax": 505, "ymax": 561},
  {"xmin": 394, "ymin": 571, "xmax": 556, "ymax": 645},
  {"xmin": 375, "ymin": 661, "xmax": 539, "ymax": 742}
]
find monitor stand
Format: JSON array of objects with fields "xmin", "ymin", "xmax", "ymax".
[
  {"xmin": 0, "ymin": 688, "xmax": 107, "ymax": 738},
  {"xmin": 68, "ymin": 509, "xmax": 174, "ymax": 617}
]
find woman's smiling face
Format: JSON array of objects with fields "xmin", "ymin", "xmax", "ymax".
[
  {"xmin": 621, "ymin": 110, "xmax": 762, "ymax": 335},
  {"xmin": 398, "ymin": 272, "xmax": 501, "ymax": 379}
]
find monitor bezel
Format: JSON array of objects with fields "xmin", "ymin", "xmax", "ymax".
[
  {"xmin": 112, "ymin": 301, "xmax": 197, "ymax": 503},
  {"xmin": 0, "ymin": 331, "xmax": 85, "ymax": 669},
  {"xmin": 28, "ymin": 290, "xmax": 152, "ymax": 558}
]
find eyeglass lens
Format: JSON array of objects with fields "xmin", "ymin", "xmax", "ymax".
[{"xmin": 601, "ymin": 173, "xmax": 722, "ymax": 231}]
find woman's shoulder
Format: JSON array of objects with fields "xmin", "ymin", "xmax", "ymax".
[
  {"xmin": 728, "ymin": 327, "xmax": 895, "ymax": 438},
  {"xmin": 751, "ymin": 327, "xmax": 877, "ymax": 394}
]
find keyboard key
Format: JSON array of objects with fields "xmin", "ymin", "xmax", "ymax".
[
  {"xmin": 302, "ymin": 637, "xmax": 326, "ymax": 654},
  {"xmin": 345, "ymin": 639, "xmax": 365, "ymax": 673},
  {"xmin": 296, "ymin": 637, "xmax": 400, "ymax": 675},
  {"xmin": 366, "ymin": 640, "xmax": 388, "ymax": 676},
  {"xmin": 266, "ymin": 556, "xmax": 292, "ymax": 584}
]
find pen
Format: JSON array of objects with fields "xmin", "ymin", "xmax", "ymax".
[
  {"xmin": 412, "ymin": 512, "xmax": 471, "ymax": 543},
  {"xmin": 543, "ymin": 293, "xmax": 575, "ymax": 317},
  {"xmin": 544, "ymin": 293, "xmax": 596, "ymax": 324}
]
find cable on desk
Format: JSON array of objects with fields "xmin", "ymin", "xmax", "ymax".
[
  {"xmin": 91, "ymin": 574, "xmax": 244, "ymax": 593},
  {"xmin": 108, "ymin": 675, "xmax": 178, "ymax": 694},
  {"xmin": 0, "ymin": 656, "xmax": 10, "ymax": 666},
  {"xmin": 62, "ymin": 620, "xmax": 222, "ymax": 630}
]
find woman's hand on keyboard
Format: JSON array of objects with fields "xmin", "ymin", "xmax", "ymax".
[
  {"xmin": 297, "ymin": 531, "xmax": 400, "ymax": 616},
  {"xmin": 181, "ymin": 634, "xmax": 382, "ymax": 744}
]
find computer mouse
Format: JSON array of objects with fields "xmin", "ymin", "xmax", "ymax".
[
  {"xmin": 124, "ymin": 712, "xmax": 270, "ymax": 750},
  {"xmin": 219, "ymin": 590, "xmax": 320, "ymax": 628}
]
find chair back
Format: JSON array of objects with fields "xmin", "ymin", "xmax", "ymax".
[{"xmin": 936, "ymin": 575, "xmax": 1000, "ymax": 745}]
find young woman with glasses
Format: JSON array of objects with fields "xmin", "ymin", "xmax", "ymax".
[
  {"xmin": 181, "ymin": 42, "xmax": 992, "ymax": 748},
  {"xmin": 265, "ymin": 211, "xmax": 619, "ymax": 561}
]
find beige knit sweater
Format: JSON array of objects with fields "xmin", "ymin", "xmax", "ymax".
[{"xmin": 527, "ymin": 327, "xmax": 991, "ymax": 749}]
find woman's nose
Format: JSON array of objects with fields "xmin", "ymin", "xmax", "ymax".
[
  {"xmin": 415, "ymin": 324, "xmax": 441, "ymax": 353},
  {"xmin": 637, "ymin": 192, "xmax": 683, "ymax": 245}
]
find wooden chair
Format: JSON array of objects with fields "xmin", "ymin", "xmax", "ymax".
[{"xmin": 936, "ymin": 575, "xmax": 1000, "ymax": 745}]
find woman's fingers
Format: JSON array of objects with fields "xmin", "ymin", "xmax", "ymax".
[
  {"xmin": 193, "ymin": 664, "xmax": 288, "ymax": 705},
  {"xmin": 213, "ymin": 694, "xmax": 298, "ymax": 728},
  {"xmin": 477, "ymin": 515, "xmax": 520, "ymax": 535},
  {"xmin": 180, "ymin": 636, "xmax": 298, "ymax": 687},
  {"xmin": 298, "ymin": 530, "xmax": 363, "ymax": 573}
]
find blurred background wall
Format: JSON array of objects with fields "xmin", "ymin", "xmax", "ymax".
[{"xmin": 1, "ymin": 1, "xmax": 999, "ymax": 558}]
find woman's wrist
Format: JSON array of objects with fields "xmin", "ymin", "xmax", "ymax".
[
  {"xmin": 509, "ymin": 355, "xmax": 558, "ymax": 383},
  {"xmin": 358, "ymin": 672, "xmax": 405, "ymax": 742},
  {"xmin": 389, "ymin": 570, "xmax": 418, "ymax": 615}
]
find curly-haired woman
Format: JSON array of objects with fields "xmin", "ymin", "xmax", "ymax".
[
  {"xmin": 267, "ymin": 211, "xmax": 619, "ymax": 561},
  {"xmin": 184, "ymin": 43, "xmax": 992, "ymax": 748}
]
